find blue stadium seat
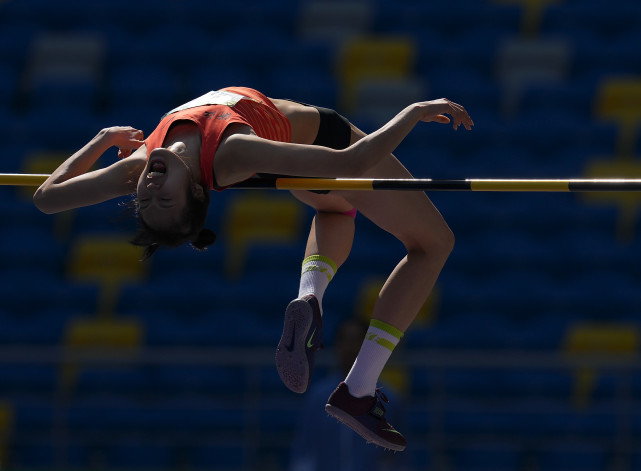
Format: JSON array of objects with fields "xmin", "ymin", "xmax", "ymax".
[
  {"xmin": 0, "ymin": 307, "xmax": 77, "ymax": 345},
  {"xmin": 0, "ymin": 221, "xmax": 65, "ymax": 273},
  {"xmin": 14, "ymin": 104, "xmax": 103, "ymax": 150},
  {"xmin": 190, "ymin": 441, "xmax": 247, "ymax": 470},
  {"xmin": 11, "ymin": 439, "xmax": 55, "ymax": 469},
  {"xmin": 108, "ymin": 65, "xmax": 179, "ymax": 110},
  {"xmin": 519, "ymin": 80, "xmax": 595, "ymax": 119},
  {"xmin": 0, "ymin": 268, "xmax": 99, "ymax": 318},
  {"xmin": 536, "ymin": 441, "xmax": 608, "ymax": 471},
  {"xmin": 153, "ymin": 364, "xmax": 244, "ymax": 397},
  {"xmin": 0, "ymin": 23, "xmax": 36, "ymax": 69},
  {"xmin": 451, "ymin": 440, "xmax": 522, "ymax": 471},
  {"xmin": 264, "ymin": 65, "xmax": 338, "ymax": 110},
  {"xmin": 501, "ymin": 371, "xmax": 575, "ymax": 401},
  {"xmin": 10, "ymin": 396, "xmax": 55, "ymax": 440},
  {"xmin": 0, "ymin": 363, "xmax": 58, "ymax": 398},
  {"xmin": 427, "ymin": 65, "xmax": 501, "ymax": 117},
  {"xmin": 108, "ymin": 438, "xmax": 173, "ymax": 470},
  {"xmin": 0, "ymin": 64, "xmax": 17, "ymax": 108},
  {"xmin": 187, "ymin": 65, "xmax": 255, "ymax": 99},
  {"xmin": 541, "ymin": 1, "xmax": 641, "ymax": 43},
  {"xmin": 74, "ymin": 366, "xmax": 150, "ymax": 398}
]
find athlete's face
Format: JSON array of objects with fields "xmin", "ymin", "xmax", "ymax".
[{"xmin": 136, "ymin": 148, "xmax": 192, "ymax": 231}]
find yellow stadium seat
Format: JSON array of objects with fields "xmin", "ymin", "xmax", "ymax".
[
  {"xmin": 563, "ymin": 322, "xmax": 639, "ymax": 408},
  {"xmin": 223, "ymin": 191, "xmax": 304, "ymax": 279},
  {"xmin": 0, "ymin": 402, "xmax": 13, "ymax": 469},
  {"xmin": 65, "ymin": 316, "xmax": 144, "ymax": 349},
  {"xmin": 492, "ymin": 0, "xmax": 562, "ymax": 37},
  {"xmin": 67, "ymin": 235, "xmax": 148, "ymax": 316},
  {"xmin": 60, "ymin": 316, "xmax": 144, "ymax": 395},
  {"xmin": 582, "ymin": 157, "xmax": 641, "ymax": 242},
  {"xmin": 354, "ymin": 277, "xmax": 439, "ymax": 328},
  {"xmin": 379, "ymin": 365, "xmax": 409, "ymax": 397},
  {"xmin": 336, "ymin": 36, "xmax": 417, "ymax": 113},
  {"xmin": 20, "ymin": 152, "xmax": 76, "ymax": 239},
  {"xmin": 594, "ymin": 78, "xmax": 641, "ymax": 156}
]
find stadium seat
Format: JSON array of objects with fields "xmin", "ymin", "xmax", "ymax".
[
  {"xmin": 581, "ymin": 157, "xmax": 641, "ymax": 242},
  {"xmin": 108, "ymin": 438, "xmax": 173, "ymax": 470},
  {"xmin": 336, "ymin": 36, "xmax": 417, "ymax": 113},
  {"xmin": 350, "ymin": 77, "xmax": 427, "ymax": 128},
  {"xmin": 540, "ymin": 1, "xmax": 641, "ymax": 42},
  {"xmin": 190, "ymin": 441, "xmax": 247, "ymax": 470},
  {"xmin": 23, "ymin": 32, "xmax": 105, "ymax": 110},
  {"xmin": 594, "ymin": 77, "xmax": 641, "ymax": 156},
  {"xmin": 187, "ymin": 64, "xmax": 254, "ymax": 99},
  {"xmin": 451, "ymin": 440, "xmax": 522, "ymax": 471},
  {"xmin": 495, "ymin": 37, "xmax": 572, "ymax": 116},
  {"xmin": 536, "ymin": 441, "xmax": 608, "ymax": 471},
  {"xmin": 61, "ymin": 316, "xmax": 144, "ymax": 396},
  {"xmin": 563, "ymin": 322, "xmax": 639, "ymax": 408},
  {"xmin": 0, "ymin": 22, "xmax": 36, "ymax": 70},
  {"xmin": 297, "ymin": 0, "xmax": 374, "ymax": 44},
  {"xmin": 0, "ymin": 223, "xmax": 65, "ymax": 273},
  {"xmin": 0, "ymin": 64, "xmax": 17, "ymax": 109},
  {"xmin": 108, "ymin": 64, "xmax": 179, "ymax": 111},
  {"xmin": 14, "ymin": 103, "xmax": 103, "ymax": 151},
  {"xmin": 0, "ymin": 268, "xmax": 100, "ymax": 320},
  {"xmin": 264, "ymin": 65, "xmax": 338, "ymax": 111},
  {"xmin": 492, "ymin": 0, "xmax": 560, "ymax": 37},
  {"xmin": 67, "ymin": 235, "xmax": 148, "ymax": 316},
  {"xmin": 222, "ymin": 190, "xmax": 305, "ymax": 279}
]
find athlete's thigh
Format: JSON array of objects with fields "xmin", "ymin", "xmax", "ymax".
[
  {"xmin": 290, "ymin": 190, "xmax": 355, "ymax": 213},
  {"xmin": 337, "ymin": 153, "xmax": 452, "ymax": 249}
]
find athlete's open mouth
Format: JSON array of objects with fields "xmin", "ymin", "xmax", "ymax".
[{"xmin": 148, "ymin": 160, "xmax": 167, "ymax": 178}]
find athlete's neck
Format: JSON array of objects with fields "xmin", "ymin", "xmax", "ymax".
[{"xmin": 164, "ymin": 122, "xmax": 202, "ymax": 182}]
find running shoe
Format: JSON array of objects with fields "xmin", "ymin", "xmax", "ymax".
[
  {"xmin": 325, "ymin": 382, "xmax": 407, "ymax": 452},
  {"xmin": 275, "ymin": 294, "xmax": 323, "ymax": 394}
]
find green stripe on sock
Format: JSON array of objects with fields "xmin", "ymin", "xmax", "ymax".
[
  {"xmin": 302, "ymin": 254, "xmax": 338, "ymax": 273},
  {"xmin": 373, "ymin": 336, "xmax": 396, "ymax": 351},
  {"xmin": 370, "ymin": 319, "xmax": 404, "ymax": 340}
]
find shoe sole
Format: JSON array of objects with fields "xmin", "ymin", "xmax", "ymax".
[
  {"xmin": 275, "ymin": 299, "xmax": 314, "ymax": 394},
  {"xmin": 325, "ymin": 404, "xmax": 406, "ymax": 452}
]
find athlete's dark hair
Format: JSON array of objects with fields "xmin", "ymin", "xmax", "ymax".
[{"xmin": 130, "ymin": 185, "xmax": 216, "ymax": 260}]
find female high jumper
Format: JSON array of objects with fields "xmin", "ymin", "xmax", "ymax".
[{"xmin": 33, "ymin": 86, "xmax": 473, "ymax": 451}]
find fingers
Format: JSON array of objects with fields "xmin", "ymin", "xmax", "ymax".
[
  {"xmin": 418, "ymin": 99, "xmax": 474, "ymax": 130},
  {"xmin": 445, "ymin": 100, "xmax": 474, "ymax": 131}
]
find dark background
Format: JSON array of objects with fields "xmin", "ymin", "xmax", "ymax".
[{"xmin": 0, "ymin": 0, "xmax": 641, "ymax": 470}]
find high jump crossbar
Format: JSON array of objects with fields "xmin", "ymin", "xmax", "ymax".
[{"xmin": 3, "ymin": 173, "xmax": 641, "ymax": 192}]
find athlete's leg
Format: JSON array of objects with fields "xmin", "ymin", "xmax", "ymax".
[
  {"xmin": 341, "ymin": 127, "xmax": 454, "ymax": 333},
  {"xmin": 291, "ymin": 191, "xmax": 355, "ymax": 268},
  {"xmin": 325, "ymin": 127, "xmax": 453, "ymax": 452},
  {"xmin": 275, "ymin": 191, "xmax": 357, "ymax": 393},
  {"xmin": 275, "ymin": 101, "xmax": 359, "ymax": 394}
]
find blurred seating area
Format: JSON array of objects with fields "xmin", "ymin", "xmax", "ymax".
[{"xmin": 1, "ymin": 0, "xmax": 641, "ymax": 470}]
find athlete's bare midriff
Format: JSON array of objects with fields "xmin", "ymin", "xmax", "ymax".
[{"xmin": 270, "ymin": 98, "xmax": 320, "ymax": 145}]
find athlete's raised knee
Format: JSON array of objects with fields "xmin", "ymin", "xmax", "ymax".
[{"xmin": 407, "ymin": 222, "xmax": 454, "ymax": 260}]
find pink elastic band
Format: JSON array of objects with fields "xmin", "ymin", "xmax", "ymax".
[{"xmin": 340, "ymin": 208, "xmax": 358, "ymax": 218}]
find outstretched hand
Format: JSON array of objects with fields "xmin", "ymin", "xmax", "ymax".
[
  {"xmin": 103, "ymin": 126, "xmax": 145, "ymax": 158},
  {"xmin": 415, "ymin": 98, "xmax": 474, "ymax": 131}
]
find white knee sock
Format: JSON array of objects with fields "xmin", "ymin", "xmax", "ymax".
[
  {"xmin": 344, "ymin": 319, "xmax": 403, "ymax": 398},
  {"xmin": 297, "ymin": 255, "xmax": 337, "ymax": 314}
]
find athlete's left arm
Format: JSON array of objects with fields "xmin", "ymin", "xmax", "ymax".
[
  {"xmin": 214, "ymin": 133, "xmax": 360, "ymax": 186},
  {"xmin": 214, "ymin": 98, "xmax": 473, "ymax": 186}
]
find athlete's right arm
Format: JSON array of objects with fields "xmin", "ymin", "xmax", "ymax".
[{"xmin": 33, "ymin": 127, "xmax": 146, "ymax": 214}]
